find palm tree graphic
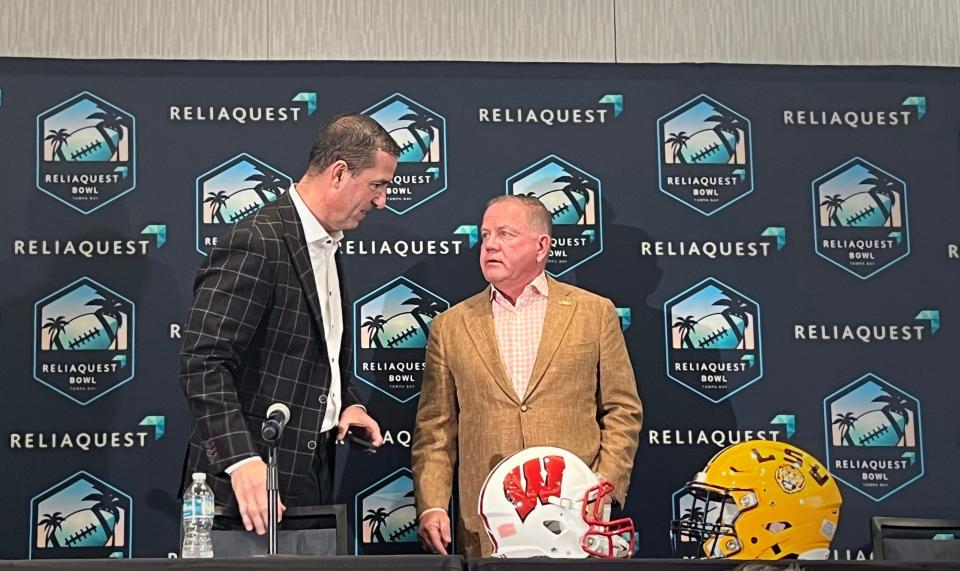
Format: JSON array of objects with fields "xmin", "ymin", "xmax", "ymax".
[
  {"xmin": 45, "ymin": 129, "xmax": 71, "ymax": 161},
  {"xmin": 704, "ymin": 110, "xmax": 742, "ymax": 163},
  {"xmin": 872, "ymin": 391, "xmax": 911, "ymax": 445},
  {"xmin": 86, "ymin": 292, "xmax": 125, "ymax": 350},
  {"xmin": 860, "ymin": 171, "xmax": 898, "ymax": 227},
  {"xmin": 364, "ymin": 507, "xmax": 390, "ymax": 542},
  {"xmin": 361, "ymin": 314, "xmax": 388, "ymax": 349},
  {"xmin": 204, "ymin": 190, "xmax": 231, "ymax": 223},
  {"xmin": 245, "ymin": 170, "xmax": 286, "ymax": 203},
  {"xmin": 402, "ymin": 296, "xmax": 443, "ymax": 335},
  {"xmin": 672, "ymin": 316, "xmax": 699, "ymax": 349},
  {"xmin": 86, "ymin": 106, "xmax": 128, "ymax": 160},
  {"xmin": 666, "ymin": 131, "xmax": 690, "ymax": 163},
  {"xmin": 833, "ymin": 412, "xmax": 858, "ymax": 445},
  {"xmin": 398, "ymin": 111, "xmax": 438, "ymax": 162},
  {"xmin": 83, "ymin": 483, "xmax": 123, "ymax": 546},
  {"xmin": 39, "ymin": 512, "xmax": 65, "ymax": 547},
  {"xmin": 820, "ymin": 194, "xmax": 846, "ymax": 226},
  {"xmin": 552, "ymin": 173, "xmax": 594, "ymax": 223},
  {"xmin": 712, "ymin": 294, "xmax": 751, "ymax": 349},
  {"xmin": 43, "ymin": 316, "xmax": 69, "ymax": 350}
]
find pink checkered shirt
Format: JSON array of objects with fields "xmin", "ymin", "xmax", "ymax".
[{"xmin": 491, "ymin": 273, "xmax": 549, "ymax": 399}]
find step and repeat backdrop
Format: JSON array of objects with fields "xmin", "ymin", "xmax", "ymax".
[{"xmin": 0, "ymin": 58, "xmax": 958, "ymax": 560}]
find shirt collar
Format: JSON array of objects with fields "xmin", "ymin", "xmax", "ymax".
[
  {"xmin": 490, "ymin": 272, "xmax": 549, "ymax": 302},
  {"xmin": 289, "ymin": 184, "xmax": 343, "ymax": 245}
]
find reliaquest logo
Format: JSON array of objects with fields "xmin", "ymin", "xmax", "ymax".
[
  {"xmin": 363, "ymin": 93, "xmax": 446, "ymax": 214},
  {"xmin": 506, "ymin": 155, "xmax": 603, "ymax": 276},
  {"xmin": 795, "ymin": 310, "xmax": 939, "ymax": 343},
  {"xmin": 168, "ymin": 91, "xmax": 316, "ymax": 123},
  {"xmin": 658, "ymin": 94, "xmax": 753, "ymax": 215},
  {"xmin": 353, "ymin": 277, "xmax": 448, "ymax": 403},
  {"xmin": 195, "ymin": 153, "xmax": 291, "ymax": 255},
  {"xmin": 664, "ymin": 277, "xmax": 762, "ymax": 403},
  {"xmin": 34, "ymin": 277, "xmax": 135, "ymax": 405},
  {"xmin": 30, "ymin": 471, "xmax": 132, "ymax": 559},
  {"xmin": 477, "ymin": 94, "xmax": 622, "ymax": 125},
  {"xmin": 824, "ymin": 373, "xmax": 924, "ymax": 501},
  {"xmin": 813, "ymin": 157, "xmax": 909, "ymax": 279},
  {"xmin": 37, "ymin": 92, "xmax": 135, "ymax": 214},
  {"xmin": 784, "ymin": 96, "xmax": 926, "ymax": 128}
]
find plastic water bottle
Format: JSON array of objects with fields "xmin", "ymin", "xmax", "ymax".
[{"xmin": 182, "ymin": 472, "xmax": 214, "ymax": 558}]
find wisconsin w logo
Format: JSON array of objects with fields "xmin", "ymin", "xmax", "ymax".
[{"xmin": 502, "ymin": 455, "xmax": 565, "ymax": 521}]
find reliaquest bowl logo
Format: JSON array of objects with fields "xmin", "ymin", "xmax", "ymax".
[
  {"xmin": 354, "ymin": 468, "xmax": 423, "ymax": 555},
  {"xmin": 813, "ymin": 157, "xmax": 909, "ymax": 279},
  {"xmin": 34, "ymin": 277, "xmax": 135, "ymax": 405},
  {"xmin": 354, "ymin": 277, "xmax": 448, "ymax": 403},
  {"xmin": 37, "ymin": 92, "xmax": 136, "ymax": 214},
  {"xmin": 506, "ymin": 155, "xmax": 603, "ymax": 277},
  {"xmin": 30, "ymin": 471, "xmax": 132, "ymax": 559},
  {"xmin": 195, "ymin": 153, "xmax": 291, "ymax": 255},
  {"xmin": 824, "ymin": 373, "xmax": 923, "ymax": 501},
  {"xmin": 363, "ymin": 93, "xmax": 446, "ymax": 214},
  {"xmin": 658, "ymin": 94, "xmax": 753, "ymax": 215},
  {"xmin": 664, "ymin": 277, "xmax": 762, "ymax": 402}
]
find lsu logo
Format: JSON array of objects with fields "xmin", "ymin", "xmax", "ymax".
[
  {"xmin": 503, "ymin": 455, "xmax": 565, "ymax": 521},
  {"xmin": 353, "ymin": 277, "xmax": 448, "ymax": 402},
  {"xmin": 363, "ymin": 93, "xmax": 447, "ymax": 214},
  {"xmin": 37, "ymin": 92, "xmax": 135, "ymax": 213},
  {"xmin": 506, "ymin": 155, "xmax": 603, "ymax": 276},
  {"xmin": 658, "ymin": 94, "xmax": 753, "ymax": 215},
  {"xmin": 814, "ymin": 157, "xmax": 909, "ymax": 279},
  {"xmin": 195, "ymin": 153, "xmax": 291, "ymax": 255},
  {"xmin": 30, "ymin": 471, "xmax": 132, "ymax": 559},
  {"xmin": 664, "ymin": 277, "xmax": 762, "ymax": 402},
  {"xmin": 355, "ymin": 468, "xmax": 441, "ymax": 555},
  {"xmin": 824, "ymin": 373, "xmax": 924, "ymax": 501},
  {"xmin": 34, "ymin": 277, "xmax": 135, "ymax": 405}
]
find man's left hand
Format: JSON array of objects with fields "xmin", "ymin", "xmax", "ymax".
[{"xmin": 337, "ymin": 406, "xmax": 384, "ymax": 453}]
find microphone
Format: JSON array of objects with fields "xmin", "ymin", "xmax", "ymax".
[{"xmin": 261, "ymin": 403, "xmax": 290, "ymax": 443}]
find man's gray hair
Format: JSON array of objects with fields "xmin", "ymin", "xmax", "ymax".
[{"xmin": 485, "ymin": 195, "xmax": 552, "ymax": 237}]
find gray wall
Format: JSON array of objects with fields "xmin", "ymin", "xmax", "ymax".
[{"xmin": 2, "ymin": 0, "xmax": 958, "ymax": 65}]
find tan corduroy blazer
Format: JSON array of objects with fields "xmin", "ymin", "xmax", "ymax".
[{"xmin": 411, "ymin": 276, "xmax": 643, "ymax": 558}]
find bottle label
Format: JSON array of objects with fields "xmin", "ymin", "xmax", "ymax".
[{"xmin": 183, "ymin": 497, "xmax": 214, "ymax": 519}]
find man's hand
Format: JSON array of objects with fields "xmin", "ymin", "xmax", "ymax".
[
  {"xmin": 230, "ymin": 458, "xmax": 285, "ymax": 534},
  {"xmin": 418, "ymin": 510, "xmax": 452, "ymax": 555},
  {"xmin": 336, "ymin": 406, "xmax": 384, "ymax": 453}
]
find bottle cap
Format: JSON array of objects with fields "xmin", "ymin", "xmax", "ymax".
[{"xmin": 192, "ymin": 472, "xmax": 207, "ymax": 482}]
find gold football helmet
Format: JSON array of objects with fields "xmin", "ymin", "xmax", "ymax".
[{"xmin": 671, "ymin": 440, "xmax": 842, "ymax": 560}]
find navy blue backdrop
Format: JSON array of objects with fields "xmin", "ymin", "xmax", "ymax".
[{"xmin": 1, "ymin": 58, "xmax": 957, "ymax": 560}]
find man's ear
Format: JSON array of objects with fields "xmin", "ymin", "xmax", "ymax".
[
  {"xmin": 329, "ymin": 160, "xmax": 348, "ymax": 189},
  {"xmin": 537, "ymin": 234, "xmax": 551, "ymax": 262}
]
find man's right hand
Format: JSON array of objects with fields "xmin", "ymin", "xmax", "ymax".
[
  {"xmin": 417, "ymin": 510, "xmax": 451, "ymax": 555},
  {"xmin": 230, "ymin": 458, "xmax": 285, "ymax": 534}
]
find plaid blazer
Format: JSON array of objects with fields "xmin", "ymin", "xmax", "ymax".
[{"xmin": 179, "ymin": 191, "xmax": 358, "ymax": 509}]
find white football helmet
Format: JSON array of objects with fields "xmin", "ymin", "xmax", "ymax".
[{"xmin": 478, "ymin": 446, "xmax": 635, "ymax": 558}]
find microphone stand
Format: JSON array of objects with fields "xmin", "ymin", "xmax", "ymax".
[{"xmin": 266, "ymin": 442, "xmax": 279, "ymax": 556}]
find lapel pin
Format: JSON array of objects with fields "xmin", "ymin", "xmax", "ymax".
[{"xmin": 559, "ymin": 299, "xmax": 571, "ymax": 306}]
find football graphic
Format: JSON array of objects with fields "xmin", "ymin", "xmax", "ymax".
[
  {"xmin": 826, "ymin": 191, "xmax": 896, "ymax": 227},
  {"xmin": 675, "ymin": 128, "xmax": 738, "ymax": 164},
  {"xmin": 844, "ymin": 409, "xmax": 907, "ymax": 447},
  {"xmin": 376, "ymin": 504, "xmax": 417, "ymax": 543},
  {"xmin": 680, "ymin": 312, "xmax": 747, "ymax": 350},
  {"xmin": 52, "ymin": 126, "xmax": 122, "ymax": 162},
  {"xmin": 389, "ymin": 127, "xmax": 434, "ymax": 163},
  {"xmin": 46, "ymin": 508, "xmax": 117, "ymax": 548},
  {"xmin": 369, "ymin": 312, "xmax": 430, "ymax": 349},
  {"xmin": 209, "ymin": 188, "xmax": 282, "ymax": 225},
  {"xmin": 537, "ymin": 189, "xmax": 589, "ymax": 225},
  {"xmin": 54, "ymin": 313, "xmax": 121, "ymax": 351}
]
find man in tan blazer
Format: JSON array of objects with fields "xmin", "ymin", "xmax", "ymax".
[{"xmin": 411, "ymin": 195, "xmax": 643, "ymax": 558}]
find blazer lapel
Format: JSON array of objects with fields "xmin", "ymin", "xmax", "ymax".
[
  {"xmin": 277, "ymin": 192, "xmax": 326, "ymax": 336},
  {"xmin": 523, "ymin": 277, "xmax": 576, "ymax": 401},
  {"xmin": 463, "ymin": 289, "xmax": 520, "ymax": 404}
]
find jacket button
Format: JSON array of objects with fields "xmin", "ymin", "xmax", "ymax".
[
  {"xmin": 520, "ymin": 404, "xmax": 529, "ymax": 412},
  {"xmin": 319, "ymin": 394, "xmax": 327, "ymax": 404},
  {"xmin": 307, "ymin": 440, "xmax": 317, "ymax": 450}
]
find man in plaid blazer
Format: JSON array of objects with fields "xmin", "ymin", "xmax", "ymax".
[{"xmin": 180, "ymin": 114, "xmax": 400, "ymax": 535}]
